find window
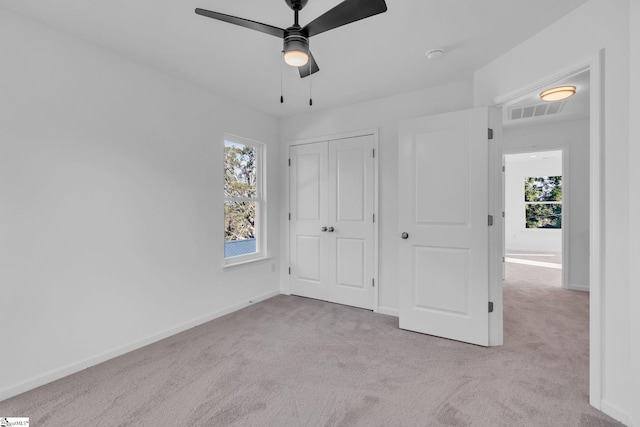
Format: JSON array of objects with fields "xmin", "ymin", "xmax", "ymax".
[
  {"xmin": 524, "ymin": 176, "xmax": 562, "ymax": 229},
  {"xmin": 224, "ymin": 135, "xmax": 265, "ymax": 263}
]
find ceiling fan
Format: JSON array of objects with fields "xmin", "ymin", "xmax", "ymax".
[{"xmin": 195, "ymin": 0, "xmax": 388, "ymax": 79}]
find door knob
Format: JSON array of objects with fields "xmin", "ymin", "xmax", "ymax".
[
  {"xmin": 321, "ymin": 227, "xmax": 328, "ymax": 232},
  {"xmin": 327, "ymin": 227, "xmax": 335, "ymax": 232},
  {"xmin": 401, "ymin": 232, "xmax": 409, "ymax": 239}
]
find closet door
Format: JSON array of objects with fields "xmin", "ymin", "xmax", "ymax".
[
  {"xmin": 289, "ymin": 135, "xmax": 375, "ymax": 310},
  {"xmin": 327, "ymin": 135, "xmax": 374, "ymax": 309},
  {"xmin": 289, "ymin": 142, "xmax": 329, "ymax": 301}
]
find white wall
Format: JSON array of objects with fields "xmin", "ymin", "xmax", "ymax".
[
  {"xmin": 504, "ymin": 119, "xmax": 590, "ymax": 291},
  {"xmin": 279, "ymin": 82, "xmax": 474, "ymax": 315},
  {"xmin": 0, "ymin": 9, "xmax": 281, "ymax": 399},
  {"xmin": 504, "ymin": 155, "xmax": 562, "ymax": 252},
  {"xmin": 628, "ymin": 2, "xmax": 640, "ymax": 425},
  {"xmin": 474, "ymin": 0, "xmax": 631, "ymax": 422}
]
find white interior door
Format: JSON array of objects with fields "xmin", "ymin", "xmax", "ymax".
[
  {"xmin": 398, "ymin": 107, "xmax": 490, "ymax": 346},
  {"xmin": 290, "ymin": 135, "xmax": 375, "ymax": 310},
  {"xmin": 289, "ymin": 142, "xmax": 328, "ymax": 301},
  {"xmin": 328, "ymin": 135, "xmax": 374, "ymax": 309}
]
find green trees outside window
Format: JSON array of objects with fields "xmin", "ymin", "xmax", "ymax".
[
  {"xmin": 224, "ymin": 138, "xmax": 263, "ymax": 259},
  {"xmin": 524, "ymin": 176, "xmax": 562, "ymax": 229}
]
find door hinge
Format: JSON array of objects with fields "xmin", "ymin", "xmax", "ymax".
[
  {"xmin": 288, "ymin": 267, "xmax": 291, "ymax": 275},
  {"xmin": 372, "ymin": 278, "xmax": 375, "ymax": 287},
  {"xmin": 488, "ymin": 301, "xmax": 494, "ymax": 313},
  {"xmin": 288, "ymin": 158, "xmax": 291, "ymax": 166},
  {"xmin": 373, "ymin": 148, "xmax": 375, "ymax": 158},
  {"xmin": 502, "ymin": 256, "xmax": 505, "ymax": 263},
  {"xmin": 488, "ymin": 215, "xmax": 494, "ymax": 226},
  {"xmin": 288, "ymin": 213, "xmax": 291, "ymax": 220},
  {"xmin": 502, "ymin": 165, "xmax": 505, "ymax": 172},
  {"xmin": 488, "ymin": 128, "xmax": 494, "ymax": 140},
  {"xmin": 502, "ymin": 211, "xmax": 505, "ymax": 218},
  {"xmin": 373, "ymin": 213, "xmax": 375, "ymax": 223}
]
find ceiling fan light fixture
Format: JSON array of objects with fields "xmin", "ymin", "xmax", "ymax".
[
  {"xmin": 540, "ymin": 85, "xmax": 576, "ymax": 101},
  {"xmin": 284, "ymin": 50, "xmax": 309, "ymax": 67},
  {"xmin": 283, "ymin": 34, "xmax": 309, "ymax": 67},
  {"xmin": 196, "ymin": 0, "xmax": 389, "ymax": 79}
]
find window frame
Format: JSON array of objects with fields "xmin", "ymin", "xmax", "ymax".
[
  {"xmin": 223, "ymin": 134, "xmax": 267, "ymax": 266},
  {"xmin": 523, "ymin": 176, "xmax": 563, "ymax": 230}
]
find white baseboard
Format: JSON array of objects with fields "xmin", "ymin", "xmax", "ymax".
[
  {"xmin": 568, "ymin": 283, "xmax": 590, "ymax": 292},
  {"xmin": 0, "ymin": 289, "xmax": 280, "ymax": 402},
  {"xmin": 600, "ymin": 399, "xmax": 631, "ymax": 426},
  {"xmin": 378, "ymin": 306, "xmax": 399, "ymax": 317},
  {"xmin": 279, "ymin": 287, "xmax": 290, "ymax": 295}
]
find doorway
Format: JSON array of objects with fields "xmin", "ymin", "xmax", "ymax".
[
  {"xmin": 492, "ymin": 60, "xmax": 601, "ymax": 405},
  {"xmin": 499, "ymin": 66, "xmax": 590, "ymax": 294},
  {"xmin": 504, "ymin": 150, "xmax": 565, "ymax": 289}
]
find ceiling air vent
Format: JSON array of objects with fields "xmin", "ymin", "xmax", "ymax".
[{"xmin": 509, "ymin": 101, "xmax": 565, "ymax": 121}]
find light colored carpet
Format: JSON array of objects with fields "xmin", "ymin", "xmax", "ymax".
[{"xmin": 0, "ymin": 264, "xmax": 622, "ymax": 426}]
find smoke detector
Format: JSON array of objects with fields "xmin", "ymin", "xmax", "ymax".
[{"xmin": 425, "ymin": 49, "xmax": 444, "ymax": 60}]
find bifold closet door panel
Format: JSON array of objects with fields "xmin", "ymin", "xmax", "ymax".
[
  {"xmin": 327, "ymin": 135, "xmax": 375, "ymax": 310},
  {"xmin": 289, "ymin": 142, "xmax": 329, "ymax": 301}
]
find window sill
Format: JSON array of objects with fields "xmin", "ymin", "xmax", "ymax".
[{"xmin": 223, "ymin": 256, "xmax": 272, "ymax": 270}]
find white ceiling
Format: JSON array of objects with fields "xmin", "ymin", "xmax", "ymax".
[{"xmin": 0, "ymin": 0, "xmax": 590, "ymax": 118}]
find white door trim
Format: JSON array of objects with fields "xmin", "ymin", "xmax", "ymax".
[
  {"xmin": 281, "ymin": 129, "xmax": 380, "ymax": 312},
  {"xmin": 489, "ymin": 51, "xmax": 604, "ymax": 410}
]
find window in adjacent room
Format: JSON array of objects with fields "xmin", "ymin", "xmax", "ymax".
[
  {"xmin": 224, "ymin": 135, "xmax": 265, "ymax": 263},
  {"xmin": 524, "ymin": 176, "xmax": 562, "ymax": 229}
]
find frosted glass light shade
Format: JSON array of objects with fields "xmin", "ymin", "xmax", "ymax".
[
  {"xmin": 284, "ymin": 50, "xmax": 309, "ymax": 67},
  {"xmin": 540, "ymin": 86, "xmax": 576, "ymax": 101}
]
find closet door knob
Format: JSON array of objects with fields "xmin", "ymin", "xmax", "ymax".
[
  {"xmin": 327, "ymin": 227, "xmax": 335, "ymax": 232},
  {"xmin": 321, "ymin": 227, "xmax": 328, "ymax": 232},
  {"xmin": 401, "ymin": 232, "xmax": 409, "ymax": 239}
]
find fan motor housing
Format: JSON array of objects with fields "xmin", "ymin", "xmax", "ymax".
[{"xmin": 284, "ymin": 29, "xmax": 309, "ymax": 54}]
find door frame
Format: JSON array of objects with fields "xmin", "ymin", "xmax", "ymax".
[
  {"xmin": 489, "ymin": 51, "xmax": 604, "ymax": 408},
  {"xmin": 281, "ymin": 128, "xmax": 380, "ymax": 312},
  {"xmin": 502, "ymin": 147, "xmax": 569, "ymax": 290}
]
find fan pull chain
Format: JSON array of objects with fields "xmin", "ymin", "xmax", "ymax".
[
  {"xmin": 309, "ymin": 47, "xmax": 313, "ymax": 106},
  {"xmin": 280, "ymin": 51, "xmax": 284, "ymax": 104},
  {"xmin": 309, "ymin": 70, "xmax": 313, "ymax": 106}
]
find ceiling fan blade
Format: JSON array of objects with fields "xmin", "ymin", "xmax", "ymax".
[
  {"xmin": 195, "ymin": 8, "xmax": 286, "ymax": 38},
  {"xmin": 302, "ymin": 0, "xmax": 387, "ymax": 38},
  {"xmin": 298, "ymin": 52, "xmax": 320, "ymax": 78}
]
